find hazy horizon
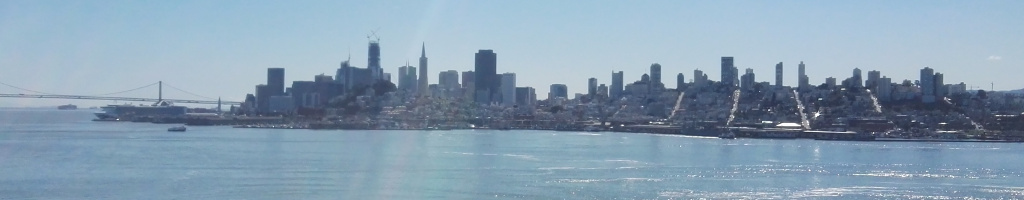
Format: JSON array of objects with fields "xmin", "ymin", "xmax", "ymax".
[{"xmin": 2, "ymin": 0, "xmax": 1022, "ymax": 107}]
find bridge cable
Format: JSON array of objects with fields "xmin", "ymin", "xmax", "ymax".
[
  {"xmin": 0, "ymin": 81, "xmax": 62, "ymax": 95},
  {"xmin": 161, "ymin": 83, "xmax": 217, "ymax": 100},
  {"xmin": 92, "ymin": 82, "xmax": 159, "ymax": 96},
  {"xmin": 0, "ymin": 81, "xmax": 161, "ymax": 96}
]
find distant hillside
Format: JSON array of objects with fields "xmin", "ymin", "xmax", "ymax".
[{"xmin": 1005, "ymin": 88, "xmax": 1024, "ymax": 94}]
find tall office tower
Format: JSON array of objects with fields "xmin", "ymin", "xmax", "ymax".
[
  {"xmin": 368, "ymin": 41, "xmax": 382, "ymax": 81},
  {"xmin": 439, "ymin": 70, "xmax": 460, "ymax": 91},
  {"xmin": 721, "ymin": 57, "xmax": 737, "ymax": 87},
  {"xmin": 741, "ymin": 68, "xmax": 756, "ymax": 91},
  {"xmin": 588, "ymin": 78, "xmax": 598, "ymax": 96},
  {"xmin": 267, "ymin": 68, "xmax": 285, "ymax": 96},
  {"xmin": 549, "ymin": 84, "xmax": 568, "ymax": 100},
  {"xmin": 462, "ymin": 71, "xmax": 475, "ymax": 100},
  {"xmin": 774, "ymin": 62, "xmax": 783, "ymax": 88},
  {"xmin": 597, "ymin": 84, "xmax": 608, "ymax": 98},
  {"xmin": 650, "ymin": 63, "xmax": 662, "ymax": 88},
  {"xmin": 825, "ymin": 77, "xmax": 837, "ymax": 88},
  {"xmin": 474, "ymin": 50, "xmax": 497, "ymax": 104},
  {"xmin": 676, "ymin": 73, "xmax": 685, "ymax": 91},
  {"xmin": 397, "ymin": 65, "xmax": 417, "ymax": 92},
  {"xmin": 418, "ymin": 43, "xmax": 429, "ymax": 97},
  {"xmin": 798, "ymin": 61, "xmax": 809, "ymax": 91},
  {"xmin": 867, "ymin": 70, "xmax": 881, "ymax": 89},
  {"xmin": 515, "ymin": 87, "xmax": 536, "ymax": 106},
  {"xmin": 500, "ymin": 73, "xmax": 516, "ymax": 106},
  {"xmin": 921, "ymin": 67, "xmax": 936, "ymax": 103},
  {"xmin": 611, "ymin": 71, "xmax": 624, "ymax": 99},
  {"xmin": 335, "ymin": 60, "xmax": 350, "ymax": 87},
  {"xmin": 852, "ymin": 68, "xmax": 863, "ymax": 88},
  {"xmin": 877, "ymin": 77, "xmax": 893, "ymax": 102},
  {"xmin": 934, "ymin": 72, "xmax": 945, "ymax": 98},
  {"xmin": 693, "ymin": 69, "xmax": 706, "ymax": 88}
]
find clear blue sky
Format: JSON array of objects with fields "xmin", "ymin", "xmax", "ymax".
[{"xmin": 1, "ymin": 0, "xmax": 1021, "ymax": 107}]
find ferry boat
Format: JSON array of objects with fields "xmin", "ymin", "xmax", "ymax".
[
  {"xmin": 93, "ymin": 100, "xmax": 187, "ymax": 121},
  {"xmin": 57, "ymin": 104, "xmax": 77, "ymax": 110},
  {"xmin": 167, "ymin": 126, "xmax": 187, "ymax": 132}
]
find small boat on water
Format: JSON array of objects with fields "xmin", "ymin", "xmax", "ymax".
[
  {"xmin": 718, "ymin": 130, "xmax": 736, "ymax": 139},
  {"xmin": 167, "ymin": 126, "xmax": 187, "ymax": 132},
  {"xmin": 58, "ymin": 104, "xmax": 77, "ymax": 110}
]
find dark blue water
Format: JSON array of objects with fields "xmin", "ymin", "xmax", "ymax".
[{"xmin": 2, "ymin": 109, "xmax": 1023, "ymax": 199}]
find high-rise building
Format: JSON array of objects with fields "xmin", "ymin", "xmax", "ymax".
[
  {"xmin": 693, "ymin": 69, "xmax": 706, "ymax": 88},
  {"xmin": 474, "ymin": 50, "xmax": 497, "ymax": 104},
  {"xmin": 439, "ymin": 70, "xmax": 460, "ymax": 91},
  {"xmin": 597, "ymin": 84, "xmax": 608, "ymax": 98},
  {"xmin": 934, "ymin": 72, "xmax": 945, "ymax": 98},
  {"xmin": 877, "ymin": 77, "xmax": 893, "ymax": 102},
  {"xmin": 921, "ymin": 67, "xmax": 935, "ymax": 103},
  {"xmin": 588, "ymin": 78, "xmax": 598, "ymax": 96},
  {"xmin": 418, "ymin": 43, "xmax": 429, "ymax": 97},
  {"xmin": 798, "ymin": 61, "xmax": 809, "ymax": 91},
  {"xmin": 650, "ymin": 63, "xmax": 662, "ymax": 88},
  {"xmin": 500, "ymin": 73, "xmax": 516, "ymax": 106},
  {"xmin": 774, "ymin": 62, "xmax": 783, "ymax": 88},
  {"xmin": 255, "ymin": 84, "xmax": 271, "ymax": 113},
  {"xmin": 852, "ymin": 68, "xmax": 863, "ymax": 88},
  {"xmin": 721, "ymin": 57, "xmax": 737, "ymax": 87},
  {"xmin": 515, "ymin": 87, "xmax": 536, "ymax": 106},
  {"xmin": 611, "ymin": 71, "xmax": 624, "ymax": 99},
  {"xmin": 462, "ymin": 71, "xmax": 475, "ymax": 100},
  {"xmin": 267, "ymin": 68, "xmax": 285, "ymax": 96},
  {"xmin": 368, "ymin": 41, "xmax": 382, "ymax": 81},
  {"xmin": 741, "ymin": 68, "xmax": 756, "ymax": 91},
  {"xmin": 825, "ymin": 77, "xmax": 837, "ymax": 88},
  {"xmin": 676, "ymin": 73, "xmax": 685, "ymax": 91},
  {"xmin": 549, "ymin": 84, "xmax": 568, "ymax": 100},
  {"xmin": 867, "ymin": 70, "xmax": 881, "ymax": 89},
  {"xmin": 397, "ymin": 65, "xmax": 417, "ymax": 92}
]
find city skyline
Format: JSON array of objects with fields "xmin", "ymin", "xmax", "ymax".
[{"xmin": 2, "ymin": 0, "xmax": 1022, "ymax": 107}]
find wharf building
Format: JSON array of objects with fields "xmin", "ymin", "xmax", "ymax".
[{"xmin": 474, "ymin": 50, "xmax": 498, "ymax": 104}]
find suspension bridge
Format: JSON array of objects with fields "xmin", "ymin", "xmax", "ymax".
[{"xmin": 0, "ymin": 81, "xmax": 242, "ymax": 105}]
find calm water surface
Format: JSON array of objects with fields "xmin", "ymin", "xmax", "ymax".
[{"xmin": 2, "ymin": 109, "xmax": 1023, "ymax": 199}]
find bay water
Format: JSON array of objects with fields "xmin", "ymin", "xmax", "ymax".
[{"xmin": 2, "ymin": 109, "xmax": 1023, "ymax": 199}]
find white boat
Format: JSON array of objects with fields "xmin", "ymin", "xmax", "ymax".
[{"xmin": 168, "ymin": 126, "xmax": 186, "ymax": 132}]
